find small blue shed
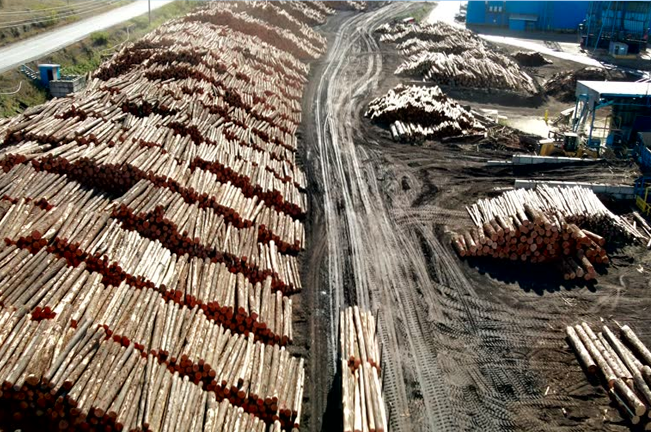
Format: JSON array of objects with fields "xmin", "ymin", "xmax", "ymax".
[{"xmin": 38, "ymin": 64, "xmax": 61, "ymax": 88}]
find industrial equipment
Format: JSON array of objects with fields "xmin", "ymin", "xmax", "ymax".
[
  {"xmin": 537, "ymin": 131, "xmax": 600, "ymax": 158},
  {"xmin": 582, "ymin": 1, "xmax": 651, "ymax": 53},
  {"xmin": 636, "ymin": 132, "xmax": 651, "ymax": 171},
  {"xmin": 634, "ymin": 176, "xmax": 651, "ymax": 216},
  {"xmin": 572, "ymin": 81, "xmax": 651, "ymax": 150}
]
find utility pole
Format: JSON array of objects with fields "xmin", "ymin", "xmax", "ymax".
[{"xmin": 148, "ymin": 0, "xmax": 151, "ymax": 26}]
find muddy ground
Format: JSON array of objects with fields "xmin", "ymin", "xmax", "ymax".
[{"xmin": 295, "ymin": 4, "xmax": 651, "ymax": 432}]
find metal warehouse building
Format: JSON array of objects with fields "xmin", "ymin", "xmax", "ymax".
[
  {"xmin": 466, "ymin": 1, "xmax": 590, "ymax": 32},
  {"xmin": 583, "ymin": 1, "xmax": 651, "ymax": 53}
]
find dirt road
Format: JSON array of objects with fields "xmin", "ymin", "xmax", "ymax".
[{"xmin": 299, "ymin": 3, "xmax": 651, "ymax": 432}]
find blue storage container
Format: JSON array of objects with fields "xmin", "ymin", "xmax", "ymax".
[{"xmin": 38, "ymin": 64, "xmax": 60, "ymax": 88}]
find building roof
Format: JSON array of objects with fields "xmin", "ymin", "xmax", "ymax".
[
  {"xmin": 576, "ymin": 80, "xmax": 651, "ymax": 105},
  {"xmin": 509, "ymin": 14, "xmax": 538, "ymax": 22}
]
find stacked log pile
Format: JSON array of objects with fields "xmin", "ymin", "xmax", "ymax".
[
  {"xmin": 566, "ymin": 322, "xmax": 651, "ymax": 428},
  {"xmin": 451, "ymin": 185, "xmax": 646, "ymax": 280},
  {"xmin": 377, "ymin": 22, "xmax": 537, "ymax": 95},
  {"xmin": 278, "ymin": 1, "xmax": 334, "ymax": 26},
  {"xmin": 340, "ymin": 306, "xmax": 386, "ymax": 432},
  {"xmin": 378, "ymin": 22, "xmax": 481, "ymax": 54},
  {"xmin": 0, "ymin": 1, "xmax": 325, "ymax": 430},
  {"xmin": 364, "ymin": 84, "xmax": 485, "ymax": 142},
  {"xmin": 0, "ymin": 309, "xmax": 299, "ymax": 431},
  {"xmin": 324, "ymin": 1, "xmax": 367, "ymax": 11}
]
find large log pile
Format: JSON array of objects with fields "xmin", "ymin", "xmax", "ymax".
[
  {"xmin": 0, "ymin": 1, "xmax": 325, "ymax": 430},
  {"xmin": 364, "ymin": 84, "xmax": 485, "ymax": 143},
  {"xmin": 451, "ymin": 185, "xmax": 646, "ymax": 280},
  {"xmin": 324, "ymin": 1, "xmax": 367, "ymax": 11},
  {"xmin": 377, "ymin": 22, "xmax": 538, "ymax": 95},
  {"xmin": 340, "ymin": 306, "xmax": 386, "ymax": 432},
  {"xmin": 566, "ymin": 322, "xmax": 651, "ymax": 428}
]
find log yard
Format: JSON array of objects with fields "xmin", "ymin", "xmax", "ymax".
[{"xmin": 0, "ymin": 0, "xmax": 651, "ymax": 431}]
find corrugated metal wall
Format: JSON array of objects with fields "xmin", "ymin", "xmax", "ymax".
[{"xmin": 466, "ymin": 1, "xmax": 589, "ymax": 32}]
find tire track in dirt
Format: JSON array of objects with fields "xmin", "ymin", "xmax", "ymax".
[
  {"xmin": 309, "ymin": 4, "xmax": 455, "ymax": 431},
  {"xmin": 302, "ymin": 3, "xmax": 643, "ymax": 431}
]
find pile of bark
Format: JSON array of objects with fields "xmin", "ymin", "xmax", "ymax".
[
  {"xmin": 451, "ymin": 185, "xmax": 645, "ymax": 280},
  {"xmin": 340, "ymin": 306, "xmax": 386, "ymax": 432},
  {"xmin": 365, "ymin": 84, "xmax": 485, "ymax": 143},
  {"xmin": 544, "ymin": 67, "xmax": 629, "ymax": 102},
  {"xmin": 567, "ymin": 322, "xmax": 651, "ymax": 427},
  {"xmin": 378, "ymin": 22, "xmax": 538, "ymax": 95},
  {"xmin": 512, "ymin": 51, "xmax": 553, "ymax": 67},
  {"xmin": 0, "ymin": 1, "xmax": 326, "ymax": 430}
]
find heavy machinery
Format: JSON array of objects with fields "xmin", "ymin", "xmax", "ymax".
[{"xmin": 537, "ymin": 131, "xmax": 600, "ymax": 158}]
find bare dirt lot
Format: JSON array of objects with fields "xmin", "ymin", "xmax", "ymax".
[{"xmin": 297, "ymin": 3, "xmax": 651, "ymax": 431}]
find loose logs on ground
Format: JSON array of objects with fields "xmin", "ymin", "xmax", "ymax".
[
  {"xmin": 0, "ymin": 0, "xmax": 325, "ymax": 430},
  {"xmin": 340, "ymin": 306, "xmax": 387, "ymax": 432},
  {"xmin": 450, "ymin": 185, "xmax": 645, "ymax": 280},
  {"xmin": 566, "ymin": 321, "xmax": 651, "ymax": 428},
  {"xmin": 364, "ymin": 84, "xmax": 485, "ymax": 143},
  {"xmin": 376, "ymin": 21, "xmax": 537, "ymax": 94}
]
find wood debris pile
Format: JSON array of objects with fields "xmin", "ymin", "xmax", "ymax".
[
  {"xmin": 512, "ymin": 51, "xmax": 552, "ymax": 67},
  {"xmin": 377, "ymin": 22, "xmax": 537, "ymax": 94},
  {"xmin": 544, "ymin": 67, "xmax": 630, "ymax": 102},
  {"xmin": 340, "ymin": 306, "xmax": 386, "ymax": 432},
  {"xmin": 364, "ymin": 84, "xmax": 485, "ymax": 142},
  {"xmin": 451, "ymin": 185, "xmax": 645, "ymax": 280},
  {"xmin": 567, "ymin": 322, "xmax": 651, "ymax": 428},
  {"xmin": 0, "ymin": 1, "xmax": 325, "ymax": 430}
]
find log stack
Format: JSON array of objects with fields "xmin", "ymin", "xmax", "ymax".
[
  {"xmin": 0, "ymin": 1, "xmax": 326, "ymax": 430},
  {"xmin": 566, "ymin": 321, "xmax": 651, "ymax": 428},
  {"xmin": 365, "ymin": 84, "xmax": 485, "ymax": 143},
  {"xmin": 340, "ymin": 306, "xmax": 387, "ymax": 432},
  {"xmin": 377, "ymin": 22, "xmax": 538, "ymax": 95},
  {"xmin": 451, "ymin": 185, "xmax": 646, "ymax": 280}
]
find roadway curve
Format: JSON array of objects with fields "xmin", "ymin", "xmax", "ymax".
[
  {"xmin": 0, "ymin": 0, "xmax": 174, "ymax": 74},
  {"xmin": 302, "ymin": 3, "xmax": 566, "ymax": 431}
]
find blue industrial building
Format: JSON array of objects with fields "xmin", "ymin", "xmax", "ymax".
[
  {"xmin": 466, "ymin": 1, "xmax": 590, "ymax": 32},
  {"xmin": 582, "ymin": 2, "xmax": 651, "ymax": 53}
]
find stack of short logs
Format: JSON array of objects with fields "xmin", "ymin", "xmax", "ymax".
[
  {"xmin": 566, "ymin": 322, "xmax": 651, "ymax": 428},
  {"xmin": 364, "ymin": 84, "xmax": 485, "ymax": 142},
  {"xmin": 377, "ymin": 22, "xmax": 537, "ymax": 95},
  {"xmin": 0, "ymin": 1, "xmax": 328, "ymax": 430},
  {"xmin": 451, "ymin": 185, "xmax": 646, "ymax": 280},
  {"xmin": 340, "ymin": 306, "xmax": 387, "ymax": 432}
]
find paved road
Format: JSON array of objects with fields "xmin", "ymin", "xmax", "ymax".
[{"xmin": 0, "ymin": 0, "xmax": 174, "ymax": 74}]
